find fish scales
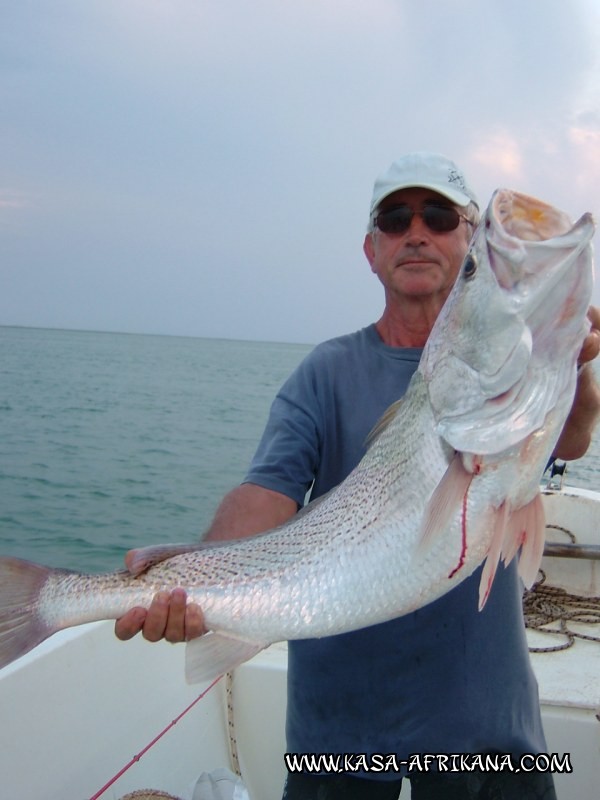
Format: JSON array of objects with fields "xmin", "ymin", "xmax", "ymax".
[{"xmin": 0, "ymin": 189, "xmax": 595, "ymax": 681}]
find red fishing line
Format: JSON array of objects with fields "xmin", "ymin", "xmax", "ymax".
[{"xmin": 88, "ymin": 674, "xmax": 223, "ymax": 800}]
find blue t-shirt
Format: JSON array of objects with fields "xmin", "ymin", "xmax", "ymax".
[{"xmin": 245, "ymin": 324, "xmax": 546, "ymax": 776}]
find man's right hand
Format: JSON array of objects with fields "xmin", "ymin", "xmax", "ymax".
[
  {"xmin": 114, "ymin": 588, "xmax": 206, "ymax": 643},
  {"xmin": 114, "ymin": 484, "xmax": 297, "ymax": 645}
]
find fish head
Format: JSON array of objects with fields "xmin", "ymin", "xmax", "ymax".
[{"xmin": 420, "ymin": 188, "xmax": 595, "ymax": 456}]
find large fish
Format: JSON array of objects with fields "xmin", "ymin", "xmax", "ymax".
[{"xmin": 0, "ymin": 190, "xmax": 594, "ymax": 682}]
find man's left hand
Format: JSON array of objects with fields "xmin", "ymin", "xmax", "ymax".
[{"xmin": 553, "ymin": 305, "xmax": 600, "ymax": 461}]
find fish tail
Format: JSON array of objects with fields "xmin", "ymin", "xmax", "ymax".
[{"xmin": 0, "ymin": 557, "xmax": 63, "ymax": 669}]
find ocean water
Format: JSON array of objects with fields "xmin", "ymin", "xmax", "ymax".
[
  {"xmin": 1, "ymin": 326, "xmax": 600, "ymax": 574},
  {"xmin": 0, "ymin": 326, "xmax": 310, "ymax": 572}
]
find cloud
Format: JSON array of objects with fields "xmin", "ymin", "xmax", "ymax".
[
  {"xmin": 0, "ymin": 195, "xmax": 27, "ymax": 210},
  {"xmin": 2, "ymin": 0, "xmax": 600, "ymax": 340},
  {"xmin": 0, "ymin": 191, "xmax": 30, "ymax": 228},
  {"xmin": 567, "ymin": 124, "xmax": 600, "ymax": 203},
  {"xmin": 471, "ymin": 133, "xmax": 524, "ymax": 184}
]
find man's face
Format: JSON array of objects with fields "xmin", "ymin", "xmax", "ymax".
[{"xmin": 363, "ymin": 187, "xmax": 472, "ymax": 304}]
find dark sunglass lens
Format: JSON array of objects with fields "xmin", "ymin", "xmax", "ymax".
[
  {"xmin": 422, "ymin": 206, "xmax": 460, "ymax": 232},
  {"xmin": 375, "ymin": 207, "xmax": 412, "ymax": 233}
]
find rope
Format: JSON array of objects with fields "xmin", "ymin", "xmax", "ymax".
[
  {"xmin": 524, "ymin": 518, "xmax": 600, "ymax": 652},
  {"xmin": 523, "ymin": 570, "xmax": 600, "ymax": 653},
  {"xmin": 226, "ymin": 670, "xmax": 242, "ymax": 777},
  {"xmin": 544, "ymin": 524, "xmax": 576, "ymax": 543}
]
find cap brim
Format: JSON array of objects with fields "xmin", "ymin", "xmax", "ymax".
[{"xmin": 371, "ymin": 181, "xmax": 472, "ymax": 212}]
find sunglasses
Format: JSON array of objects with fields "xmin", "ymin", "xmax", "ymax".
[{"xmin": 374, "ymin": 204, "xmax": 473, "ymax": 235}]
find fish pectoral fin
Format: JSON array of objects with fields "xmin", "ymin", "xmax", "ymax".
[
  {"xmin": 185, "ymin": 632, "xmax": 268, "ymax": 684},
  {"xmin": 418, "ymin": 453, "xmax": 473, "ymax": 554}
]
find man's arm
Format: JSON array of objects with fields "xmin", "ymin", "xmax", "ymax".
[
  {"xmin": 115, "ymin": 309, "xmax": 600, "ymax": 644},
  {"xmin": 553, "ymin": 363, "xmax": 600, "ymax": 460},
  {"xmin": 553, "ymin": 306, "xmax": 600, "ymax": 461},
  {"xmin": 203, "ymin": 483, "xmax": 299, "ymax": 542},
  {"xmin": 113, "ymin": 483, "xmax": 298, "ymax": 643}
]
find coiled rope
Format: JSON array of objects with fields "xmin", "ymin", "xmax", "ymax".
[
  {"xmin": 523, "ymin": 574, "xmax": 600, "ymax": 652},
  {"xmin": 523, "ymin": 522, "xmax": 600, "ymax": 652}
]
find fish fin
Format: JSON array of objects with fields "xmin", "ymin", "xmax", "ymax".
[
  {"xmin": 515, "ymin": 494, "xmax": 546, "ymax": 588},
  {"xmin": 125, "ymin": 543, "xmax": 208, "ymax": 576},
  {"xmin": 185, "ymin": 632, "xmax": 268, "ymax": 684},
  {"xmin": 478, "ymin": 502, "xmax": 509, "ymax": 610},
  {"xmin": 418, "ymin": 453, "xmax": 473, "ymax": 554},
  {"xmin": 126, "ymin": 532, "xmax": 290, "ymax": 576},
  {"xmin": 499, "ymin": 507, "xmax": 526, "ymax": 566},
  {"xmin": 495, "ymin": 494, "xmax": 545, "ymax": 587},
  {"xmin": 364, "ymin": 398, "xmax": 406, "ymax": 448},
  {"xmin": 0, "ymin": 557, "xmax": 64, "ymax": 668}
]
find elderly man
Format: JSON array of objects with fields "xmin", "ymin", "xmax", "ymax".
[{"xmin": 117, "ymin": 152, "xmax": 600, "ymax": 799}]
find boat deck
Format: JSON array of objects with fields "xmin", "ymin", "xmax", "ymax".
[{"xmin": 0, "ymin": 486, "xmax": 598, "ymax": 799}]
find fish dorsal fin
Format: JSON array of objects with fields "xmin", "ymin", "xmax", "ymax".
[
  {"xmin": 125, "ymin": 543, "xmax": 203, "ymax": 575},
  {"xmin": 365, "ymin": 397, "xmax": 406, "ymax": 449},
  {"xmin": 125, "ymin": 541, "xmax": 235, "ymax": 576},
  {"xmin": 185, "ymin": 632, "xmax": 267, "ymax": 683}
]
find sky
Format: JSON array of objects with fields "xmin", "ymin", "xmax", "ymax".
[{"xmin": 1, "ymin": 0, "xmax": 599, "ymax": 344}]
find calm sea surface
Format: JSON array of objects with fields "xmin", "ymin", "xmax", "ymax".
[
  {"xmin": 1, "ymin": 326, "xmax": 600, "ymax": 573},
  {"xmin": 0, "ymin": 326, "xmax": 310, "ymax": 572}
]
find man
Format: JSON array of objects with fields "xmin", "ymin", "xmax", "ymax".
[{"xmin": 116, "ymin": 152, "xmax": 600, "ymax": 799}]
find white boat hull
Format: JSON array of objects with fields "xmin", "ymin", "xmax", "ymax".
[
  {"xmin": 527, "ymin": 486, "xmax": 600, "ymax": 800},
  {"xmin": 0, "ymin": 487, "xmax": 598, "ymax": 800}
]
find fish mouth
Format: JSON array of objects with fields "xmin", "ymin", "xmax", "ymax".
[
  {"xmin": 487, "ymin": 189, "xmax": 580, "ymax": 292},
  {"xmin": 492, "ymin": 190, "xmax": 574, "ymax": 243}
]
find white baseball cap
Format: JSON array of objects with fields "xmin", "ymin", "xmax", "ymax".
[{"xmin": 370, "ymin": 151, "xmax": 479, "ymax": 215}]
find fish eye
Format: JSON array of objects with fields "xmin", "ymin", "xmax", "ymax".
[{"xmin": 462, "ymin": 253, "xmax": 477, "ymax": 279}]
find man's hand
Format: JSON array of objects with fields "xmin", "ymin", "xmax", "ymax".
[
  {"xmin": 113, "ymin": 486, "xmax": 296, "ymax": 646},
  {"xmin": 553, "ymin": 305, "xmax": 600, "ymax": 461},
  {"xmin": 114, "ymin": 588, "xmax": 206, "ymax": 643},
  {"xmin": 578, "ymin": 305, "xmax": 600, "ymax": 365}
]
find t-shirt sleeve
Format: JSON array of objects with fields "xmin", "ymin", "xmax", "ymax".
[{"xmin": 243, "ymin": 355, "xmax": 323, "ymax": 507}]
